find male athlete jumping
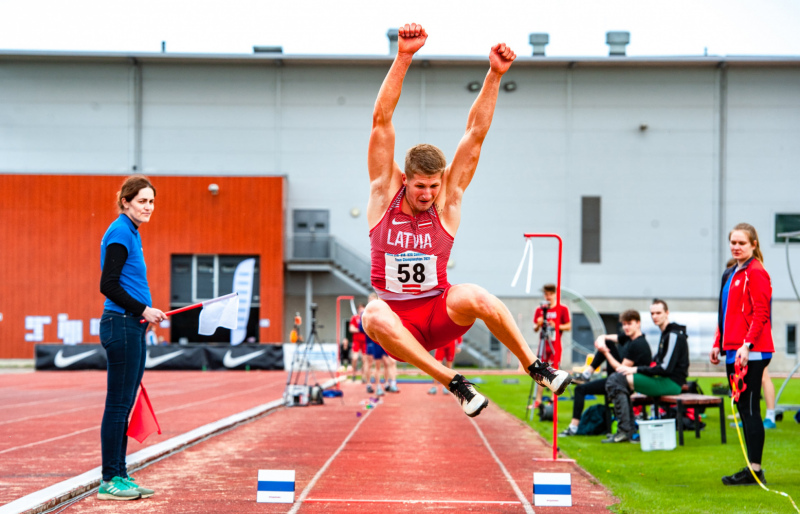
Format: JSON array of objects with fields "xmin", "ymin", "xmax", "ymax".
[{"xmin": 362, "ymin": 23, "xmax": 571, "ymax": 417}]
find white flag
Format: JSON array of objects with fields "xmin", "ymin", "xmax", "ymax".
[
  {"xmin": 231, "ymin": 258, "xmax": 255, "ymax": 346},
  {"xmin": 198, "ymin": 293, "xmax": 240, "ymax": 336}
]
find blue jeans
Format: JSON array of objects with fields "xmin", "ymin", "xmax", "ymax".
[{"xmin": 99, "ymin": 310, "xmax": 147, "ymax": 481}]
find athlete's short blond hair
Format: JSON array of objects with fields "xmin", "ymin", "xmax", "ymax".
[{"xmin": 404, "ymin": 144, "xmax": 446, "ymax": 180}]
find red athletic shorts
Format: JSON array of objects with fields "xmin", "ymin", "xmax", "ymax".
[
  {"xmin": 352, "ymin": 334, "xmax": 367, "ymax": 354},
  {"xmin": 384, "ymin": 285, "xmax": 473, "ymax": 361},
  {"xmin": 434, "ymin": 341, "xmax": 457, "ymax": 363}
]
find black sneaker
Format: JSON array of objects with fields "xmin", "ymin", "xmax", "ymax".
[
  {"xmin": 528, "ymin": 361, "xmax": 572, "ymax": 395},
  {"xmin": 558, "ymin": 425, "xmax": 578, "ymax": 437},
  {"xmin": 448, "ymin": 374, "xmax": 489, "ymax": 418},
  {"xmin": 601, "ymin": 432, "xmax": 632, "ymax": 443},
  {"xmin": 722, "ymin": 467, "xmax": 766, "ymax": 486}
]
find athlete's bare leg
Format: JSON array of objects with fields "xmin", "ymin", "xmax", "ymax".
[
  {"xmin": 365, "ymin": 284, "xmax": 567, "ymax": 394},
  {"xmin": 364, "ymin": 353, "xmax": 374, "ymax": 384},
  {"xmin": 363, "ymin": 301, "xmax": 459, "ymax": 388},
  {"xmin": 446, "ymin": 284, "xmax": 539, "ymax": 369},
  {"xmin": 375, "ymin": 357, "xmax": 385, "ymax": 384},
  {"xmin": 763, "ymin": 368, "xmax": 775, "ymax": 410},
  {"xmin": 351, "ymin": 352, "xmax": 361, "ymax": 381},
  {"xmin": 384, "ymin": 356, "xmax": 397, "ymax": 382}
]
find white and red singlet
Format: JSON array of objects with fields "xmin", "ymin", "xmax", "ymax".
[{"xmin": 370, "ymin": 186, "xmax": 454, "ymax": 301}]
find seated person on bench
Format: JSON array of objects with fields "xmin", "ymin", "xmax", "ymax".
[
  {"xmin": 604, "ymin": 299, "xmax": 690, "ymax": 443},
  {"xmin": 560, "ymin": 310, "xmax": 651, "ymax": 436}
]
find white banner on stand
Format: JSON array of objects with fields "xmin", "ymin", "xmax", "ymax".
[{"xmin": 231, "ymin": 258, "xmax": 255, "ymax": 345}]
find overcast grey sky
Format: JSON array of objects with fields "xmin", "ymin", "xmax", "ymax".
[{"xmin": 2, "ymin": 0, "xmax": 799, "ymax": 57}]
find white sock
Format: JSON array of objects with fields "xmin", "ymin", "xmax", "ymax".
[
  {"xmin": 766, "ymin": 409, "xmax": 776, "ymax": 423},
  {"xmin": 390, "ymin": 380, "xmax": 397, "ymax": 387}
]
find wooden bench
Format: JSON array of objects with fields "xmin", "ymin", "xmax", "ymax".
[
  {"xmin": 604, "ymin": 391, "xmax": 727, "ymax": 446},
  {"xmin": 658, "ymin": 393, "xmax": 726, "ymax": 446}
]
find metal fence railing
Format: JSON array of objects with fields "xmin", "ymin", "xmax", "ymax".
[{"xmin": 287, "ymin": 235, "xmax": 371, "ymax": 287}]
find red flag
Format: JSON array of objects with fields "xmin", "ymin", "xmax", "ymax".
[{"xmin": 127, "ymin": 384, "xmax": 162, "ymax": 443}]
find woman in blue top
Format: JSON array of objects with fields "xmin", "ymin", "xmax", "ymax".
[{"xmin": 97, "ymin": 175, "xmax": 166, "ymax": 501}]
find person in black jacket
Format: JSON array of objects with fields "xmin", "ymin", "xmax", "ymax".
[
  {"xmin": 605, "ymin": 299, "xmax": 690, "ymax": 443},
  {"xmin": 559, "ymin": 312, "xmax": 652, "ymax": 437}
]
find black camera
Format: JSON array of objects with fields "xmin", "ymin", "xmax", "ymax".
[{"xmin": 539, "ymin": 302, "xmax": 555, "ymax": 340}]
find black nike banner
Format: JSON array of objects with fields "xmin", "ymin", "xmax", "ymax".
[
  {"xmin": 143, "ymin": 346, "xmax": 206, "ymax": 370},
  {"xmin": 35, "ymin": 344, "xmax": 285, "ymax": 371},
  {"xmin": 204, "ymin": 344, "xmax": 284, "ymax": 370},
  {"xmin": 36, "ymin": 344, "xmax": 108, "ymax": 370}
]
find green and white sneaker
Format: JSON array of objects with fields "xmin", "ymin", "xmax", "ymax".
[
  {"xmin": 97, "ymin": 476, "xmax": 141, "ymax": 500},
  {"xmin": 122, "ymin": 476, "xmax": 154, "ymax": 498}
]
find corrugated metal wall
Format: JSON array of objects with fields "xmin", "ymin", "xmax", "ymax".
[{"xmin": 0, "ymin": 174, "xmax": 284, "ymax": 358}]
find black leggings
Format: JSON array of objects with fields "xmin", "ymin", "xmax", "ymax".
[
  {"xmin": 726, "ymin": 358, "xmax": 770, "ymax": 465},
  {"xmin": 572, "ymin": 341, "xmax": 623, "ymax": 420},
  {"xmin": 572, "ymin": 378, "xmax": 608, "ymax": 420}
]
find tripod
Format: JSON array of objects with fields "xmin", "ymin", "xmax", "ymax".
[
  {"xmin": 526, "ymin": 318, "xmax": 556, "ymax": 421},
  {"xmin": 284, "ymin": 303, "xmax": 339, "ymax": 406}
]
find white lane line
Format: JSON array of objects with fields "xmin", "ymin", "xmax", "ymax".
[
  {"xmin": 305, "ymin": 499, "xmax": 521, "ymax": 504},
  {"xmin": 0, "ymin": 383, "xmax": 280, "ymax": 453},
  {"xmin": 0, "ymin": 376, "xmax": 346, "ymax": 514},
  {"xmin": 157, "ymin": 383, "xmax": 279, "ymax": 413},
  {"xmin": 0, "ymin": 378, "xmax": 254, "ymax": 423},
  {"xmin": 0, "ymin": 406, "xmax": 90, "ymax": 426},
  {"xmin": 0, "ymin": 399, "xmax": 285, "ymax": 514},
  {"xmin": 0, "ymin": 426, "xmax": 97, "ymax": 456},
  {"xmin": 469, "ymin": 417, "xmax": 535, "ymax": 514},
  {"xmin": 3, "ymin": 392, "xmax": 101, "ymax": 410},
  {"xmin": 287, "ymin": 407, "xmax": 374, "ymax": 514},
  {"xmin": 2, "ymin": 373, "xmax": 239, "ymax": 410}
]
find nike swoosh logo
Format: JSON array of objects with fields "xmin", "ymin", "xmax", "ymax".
[
  {"xmin": 54, "ymin": 349, "xmax": 99, "ymax": 368},
  {"xmin": 145, "ymin": 350, "xmax": 186, "ymax": 368},
  {"xmin": 223, "ymin": 349, "xmax": 267, "ymax": 368},
  {"xmin": 391, "ymin": 219, "xmax": 410, "ymax": 225}
]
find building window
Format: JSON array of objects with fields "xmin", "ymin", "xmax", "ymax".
[
  {"xmin": 775, "ymin": 214, "xmax": 800, "ymax": 243},
  {"xmin": 170, "ymin": 255, "xmax": 260, "ymax": 343},
  {"xmin": 490, "ymin": 335, "xmax": 500, "ymax": 352},
  {"xmin": 788, "ymin": 324, "xmax": 797, "ymax": 355},
  {"xmin": 581, "ymin": 196, "xmax": 601, "ymax": 263}
]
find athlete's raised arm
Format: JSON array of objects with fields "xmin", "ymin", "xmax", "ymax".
[
  {"xmin": 442, "ymin": 43, "xmax": 516, "ymax": 224},
  {"xmin": 367, "ymin": 23, "xmax": 427, "ymax": 228}
]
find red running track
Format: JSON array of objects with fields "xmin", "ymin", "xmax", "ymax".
[
  {"xmin": 0, "ymin": 370, "xmax": 288, "ymax": 505},
  {"xmin": 36, "ymin": 379, "xmax": 616, "ymax": 513}
]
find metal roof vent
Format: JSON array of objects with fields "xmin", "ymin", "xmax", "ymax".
[
  {"xmin": 529, "ymin": 33, "xmax": 549, "ymax": 56},
  {"xmin": 387, "ymin": 28, "xmax": 399, "ymax": 55},
  {"xmin": 606, "ymin": 31, "xmax": 630, "ymax": 56},
  {"xmin": 253, "ymin": 46, "xmax": 283, "ymax": 54}
]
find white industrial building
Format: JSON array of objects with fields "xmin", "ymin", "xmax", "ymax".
[{"xmin": 2, "ymin": 31, "xmax": 798, "ymax": 371}]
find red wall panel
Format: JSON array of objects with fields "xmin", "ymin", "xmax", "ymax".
[{"xmin": 0, "ymin": 175, "xmax": 285, "ymax": 358}]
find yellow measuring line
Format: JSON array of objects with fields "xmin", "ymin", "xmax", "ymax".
[{"xmin": 731, "ymin": 396, "xmax": 799, "ymax": 513}]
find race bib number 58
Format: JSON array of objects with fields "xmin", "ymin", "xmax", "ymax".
[{"xmin": 384, "ymin": 251, "xmax": 438, "ymax": 294}]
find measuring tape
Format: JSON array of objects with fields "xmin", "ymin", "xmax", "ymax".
[{"xmin": 730, "ymin": 359, "xmax": 799, "ymax": 512}]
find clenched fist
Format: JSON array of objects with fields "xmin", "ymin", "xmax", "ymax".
[
  {"xmin": 398, "ymin": 23, "xmax": 428, "ymax": 55},
  {"xmin": 489, "ymin": 43, "xmax": 516, "ymax": 75}
]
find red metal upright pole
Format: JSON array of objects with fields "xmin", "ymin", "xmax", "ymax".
[{"xmin": 523, "ymin": 233, "xmax": 563, "ymax": 461}]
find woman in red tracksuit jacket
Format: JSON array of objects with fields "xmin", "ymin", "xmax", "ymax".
[{"xmin": 710, "ymin": 222, "xmax": 774, "ymax": 486}]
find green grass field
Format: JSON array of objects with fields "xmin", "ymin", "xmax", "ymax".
[{"xmin": 469, "ymin": 375, "xmax": 800, "ymax": 514}]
